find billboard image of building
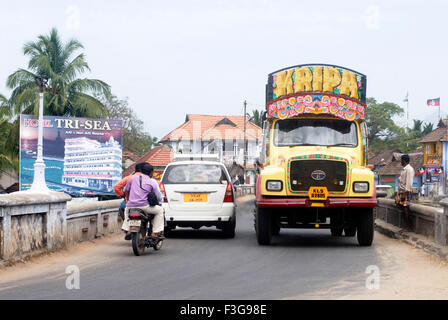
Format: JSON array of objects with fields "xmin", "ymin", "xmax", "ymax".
[{"xmin": 20, "ymin": 115, "xmax": 123, "ymax": 195}]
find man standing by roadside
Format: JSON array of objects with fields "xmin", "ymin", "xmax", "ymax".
[{"xmin": 395, "ymin": 154, "xmax": 415, "ymax": 232}]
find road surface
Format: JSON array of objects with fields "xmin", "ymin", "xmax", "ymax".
[{"xmin": 1, "ymin": 196, "xmax": 448, "ymax": 299}]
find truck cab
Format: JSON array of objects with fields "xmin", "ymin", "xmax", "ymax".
[{"xmin": 255, "ymin": 64, "xmax": 377, "ymax": 246}]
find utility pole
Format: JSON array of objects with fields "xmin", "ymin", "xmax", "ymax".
[{"xmin": 243, "ymin": 100, "xmax": 247, "ymax": 184}]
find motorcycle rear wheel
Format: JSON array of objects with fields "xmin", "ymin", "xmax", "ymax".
[{"xmin": 132, "ymin": 226, "xmax": 146, "ymax": 256}]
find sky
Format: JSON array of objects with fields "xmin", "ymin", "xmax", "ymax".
[{"xmin": 1, "ymin": 0, "xmax": 447, "ymax": 138}]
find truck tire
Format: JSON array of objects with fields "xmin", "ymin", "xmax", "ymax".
[
  {"xmin": 357, "ymin": 208, "xmax": 374, "ymax": 246},
  {"xmin": 272, "ymin": 223, "xmax": 280, "ymax": 236},
  {"xmin": 344, "ymin": 227, "xmax": 356, "ymax": 237},
  {"xmin": 330, "ymin": 228, "xmax": 343, "ymax": 236},
  {"xmin": 255, "ymin": 206, "xmax": 272, "ymax": 245}
]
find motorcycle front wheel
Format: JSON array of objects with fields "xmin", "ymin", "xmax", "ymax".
[{"xmin": 132, "ymin": 225, "xmax": 147, "ymax": 256}]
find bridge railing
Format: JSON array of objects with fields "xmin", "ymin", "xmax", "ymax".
[
  {"xmin": 376, "ymin": 188, "xmax": 448, "ymax": 246},
  {"xmin": 235, "ymin": 185, "xmax": 255, "ymax": 197},
  {"xmin": 0, "ymin": 191, "xmax": 123, "ymax": 263}
]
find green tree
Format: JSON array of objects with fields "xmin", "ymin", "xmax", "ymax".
[
  {"xmin": 101, "ymin": 94, "xmax": 159, "ymax": 156},
  {"xmin": 365, "ymin": 98, "xmax": 404, "ymax": 142},
  {"xmin": 422, "ymin": 122, "xmax": 434, "ymax": 135},
  {"xmin": 0, "ymin": 94, "xmax": 18, "ymax": 172},
  {"xmin": 7, "ymin": 28, "xmax": 111, "ymax": 118},
  {"xmin": 247, "ymin": 109, "xmax": 263, "ymax": 127}
]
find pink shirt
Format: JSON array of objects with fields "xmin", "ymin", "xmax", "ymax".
[{"xmin": 125, "ymin": 174, "xmax": 162, "ymax": 207}]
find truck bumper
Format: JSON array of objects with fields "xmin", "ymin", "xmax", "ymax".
[{"xmin": 256, "ymin": 197, "xmax": 377, "ymax": 208}]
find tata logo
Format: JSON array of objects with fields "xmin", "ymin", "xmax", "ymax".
[{"xmin": 311, "ymin": 170, "xmax": 326, "ymax": 181}]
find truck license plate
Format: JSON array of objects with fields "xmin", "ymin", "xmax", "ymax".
[
  {"xmin": 308, "ymin": 187, "xmax": 328, "ymax": 201},
  {"xmin": 184, "ymin": 193, "xmax": 208, "ymax": 202}
]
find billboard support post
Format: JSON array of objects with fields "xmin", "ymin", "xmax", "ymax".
[{"xmin": 30, "ymin": 88, "xmax": 49, "ymax": 193}]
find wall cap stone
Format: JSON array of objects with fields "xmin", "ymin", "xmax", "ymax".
[
  {"xmin": 378, "ymin": 198, "xmax": 442, "ymax": 218},
  {"xmin": 0, "ymin": 190, "xmax": 71, "ymax": 207},
  {"xmin": 67, "ymin": 199, "xmax": 122, "ymax": 214}
]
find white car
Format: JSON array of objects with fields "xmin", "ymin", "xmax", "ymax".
[{"xmin": 160, "ymin": 156, "xmax": 236, "ymax": 238}]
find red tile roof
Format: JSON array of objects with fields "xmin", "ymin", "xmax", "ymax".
[
  {"xmin": 368, "ymin": 149, "xmax": 400, "ymax": 166},
  {"xmin": 122, "ymin": 146, "xmax": 174, "ymax": 177},
  {"xmin": 378, "ymin": 151, "xmax": 424, "ymax": 176},
  {"xmin": 160, "ymin": 114, "xmax": 262, "ymax": 142},
  {"xmin": 418, "ymin": 126, "xmax": 448, "ymax": 143}
]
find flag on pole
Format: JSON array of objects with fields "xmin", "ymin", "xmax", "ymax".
[
  {"xmin": 403, "ymin": 92, "xmax": 408, "ymax": 103},
  {"xmin": 427, "ymin": 97, "xmax": 440, "ymax": 106}
]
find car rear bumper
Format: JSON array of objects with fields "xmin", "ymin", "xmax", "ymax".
[{"xmin": 162, "ymin": 203, "xmax": 236, "ymax": 222}]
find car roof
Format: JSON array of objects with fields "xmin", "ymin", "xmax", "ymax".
[
  {"xmin": 163, "ymin": 161, "xmax": 231, "ymax": 177},
  {"xmin": 166, "ymin": 160, "xmax": 226, "ymax": 166}
]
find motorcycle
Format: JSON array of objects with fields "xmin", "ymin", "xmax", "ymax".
[{"xmin": 128, "ymin": 208, "xmax": 163, "ymax": 256}]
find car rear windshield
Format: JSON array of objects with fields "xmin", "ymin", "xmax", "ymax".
[{"xmin": 162, "ymin": 164, "xmax": 229, "ymax": 184}]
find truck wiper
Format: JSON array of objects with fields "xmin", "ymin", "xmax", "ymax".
[
  {"xmin": 287, "ymin": 143, "xmax": 318, "ymax": 147},
  {"xmin": 328, "ymin": 143, "xmax": 356, "ymax": 147}
]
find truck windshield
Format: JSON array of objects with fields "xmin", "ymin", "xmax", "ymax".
[{"xmin": 274, "ymin": 118, "xmax": 358, "ymax": 147}]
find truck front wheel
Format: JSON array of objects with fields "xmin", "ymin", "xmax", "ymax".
[
  {"xmin": 357, "ymin": 208, "xmax": 374, "ymax": 246},
  {"xmin": 255, "ymin": 206, "xmax": 272, "ymax": 245}
]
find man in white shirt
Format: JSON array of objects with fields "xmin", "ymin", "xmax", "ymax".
[{"xmin": 395, "ymin": 154, "xmax": 415, "ymax": 231}]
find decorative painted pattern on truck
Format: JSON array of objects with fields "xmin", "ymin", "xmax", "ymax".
[
  {"xmin": 267, "ymin": 93, "xmax": 366, "ymax": 121},
  {"xmin": 360, "ymin": 121, "xmax": 368, "ymax": 166},
  {"xmin": 286, "ymin": 154, "xmax": 350, "ymax": 195}
]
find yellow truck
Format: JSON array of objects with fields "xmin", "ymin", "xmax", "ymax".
[{"xmin": 255, "ymin": 64, "xmax": 377, "ymax": 246}]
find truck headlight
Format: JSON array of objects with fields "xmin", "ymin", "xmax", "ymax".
[
  {"xmin": 353, "ymin": 182, "xmax": 369, "ymax": 193},
  {"xmin": 266, "ymin": 180, "xmax": 283, "ymax": 191}
]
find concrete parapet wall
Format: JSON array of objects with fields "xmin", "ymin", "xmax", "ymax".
[
  {"xmin": 66, "ymin": 199, "xmax": 122, "ymax": 245},
  {"xmin": 377, "ymin": 198, "xmax": 447, "ymax": 245},
  {"xmin": 0, "ymin": 191, "xmax": 71, "ymax": 261},
  {"xmin": 0, "ymin": 191, "xmax": 122, "ymax": 262},
  {"xmin": 235, "ymin": 185, "xmax": 255, "ymax": 197}
]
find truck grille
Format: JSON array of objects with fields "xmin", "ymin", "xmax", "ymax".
[{"xmin": 289, "ymin": 160, "xmax": 347, "ymax": 192}]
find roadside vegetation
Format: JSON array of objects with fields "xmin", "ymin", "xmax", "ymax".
[{"xmin": 0, "ymin": 28, "xmax": 158, "ymax": 177}]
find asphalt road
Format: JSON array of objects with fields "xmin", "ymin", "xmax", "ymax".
[{"xmin": 1, "ymin": 196, "xmax": 445, "ymax": 300}]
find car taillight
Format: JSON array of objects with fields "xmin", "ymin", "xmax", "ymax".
[
  {"xmin": 224, "ymin": 182, "xmax": 234, "ymax": 203},
  {"xmin": 159, "ymin": 182, "xmax": 168, "ymax": 203}
]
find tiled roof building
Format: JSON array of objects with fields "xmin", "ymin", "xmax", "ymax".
[
  {"xmin": 160, "ymin": 114, "xmax": 262, "ymax": 169},
  {"xmin": 122, "ymin": 145, "xmax": 174, "ymax": 180}
]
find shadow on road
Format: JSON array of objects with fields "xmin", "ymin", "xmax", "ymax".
[
  {"xmin": 271, "ymin": 231, "xmax": 363, "ymax": 248},
  {"xmin": 165, "ymin": 228, "xmax": 229, "ymax": 239}
]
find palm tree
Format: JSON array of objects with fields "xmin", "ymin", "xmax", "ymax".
[
  {"xmin": 422, "ymin": 122, "xmax": 434, "ymax": 136},
  {"xmin": 248, "ymin": 109, "xmax": 263, "ymax": 127},
  {"xmin": 411, "ymin": 119, "xmax": 423, "ymax": 133},
  {"xmin": 150, "ymin": 136, "xmax": 160, "ymax": 148},
  {"xmin": 7, "ymin": 28, "xmax": 111, "ymax": 118}
]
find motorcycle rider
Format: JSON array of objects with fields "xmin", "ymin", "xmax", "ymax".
[
  {"xmin": 122, "ymin": 163, "xmax": 165, "ymax": 239},
  {"xmin": 114, "ymin": 162, "xmax": 145, "ymax": 240}
]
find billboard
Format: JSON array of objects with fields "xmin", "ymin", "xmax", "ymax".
[
  {"xmin": 20, "ymin": 115, "xmax": 123, "ymax": 195},
  {"xmin": 266, "ymin": 64, "xmax": 367, "ymax": 104}
]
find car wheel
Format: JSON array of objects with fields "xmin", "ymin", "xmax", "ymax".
[
  {"xmin": 164, "ymin": 226, "xmax": 174, "ymax": 238},
  {"xmin": 222, "ymin": 216, "xmax": 236, "ymax": 238}
]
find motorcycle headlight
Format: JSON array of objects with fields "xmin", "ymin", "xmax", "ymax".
[
  {"xmin": 266, "ymin": 180, "xmax": 283, "ymax": 191},
  {"xmin": 353, "ymin": 182, "xmax": 369, "ymax": 193}
]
